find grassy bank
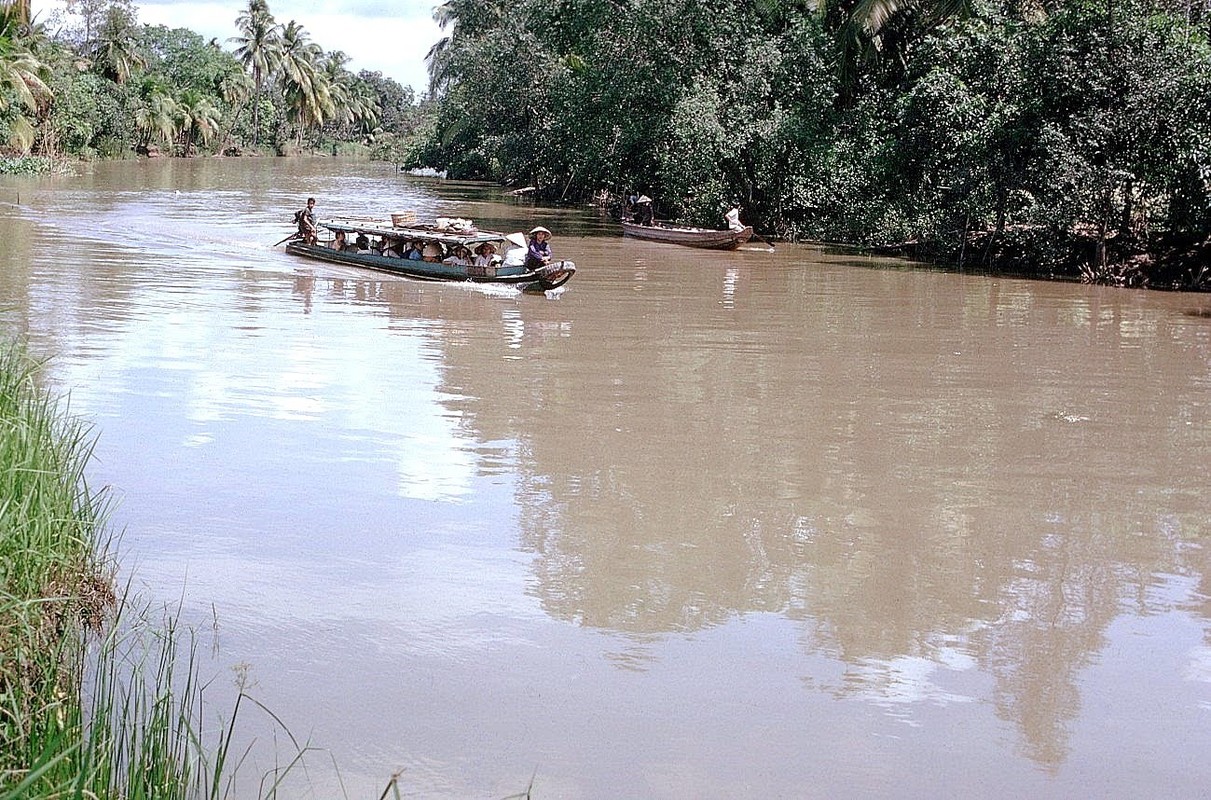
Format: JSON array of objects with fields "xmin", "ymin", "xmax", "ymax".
[{"xmin": 0, "ymin": 340, "xmax": 247, "ymax": 798}]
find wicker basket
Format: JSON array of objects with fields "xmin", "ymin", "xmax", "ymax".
[{"xmin": 391, "ymin": 211, "xmax": 418, "ymax": 227}]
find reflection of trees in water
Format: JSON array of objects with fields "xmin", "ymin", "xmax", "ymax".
[
  {"xmin": 973, "ymin": 513, "xmax": 1124, "ymax": 769},
  {"xmin": 327, "ymin": 258, "xmax": 1206, "ymax": 769}
]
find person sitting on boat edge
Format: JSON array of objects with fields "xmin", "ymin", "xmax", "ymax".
[
  {"xmin": 724, "ymin": 206, "xmax": 745, "ymax": 232},
  {"xmin": 473, "ymin": 241, "xmax": 499, "ymax": 267},
  {"xmin": 294, "ymin": 197, "xmax": 318, "ymax": 243},
  {"xmin": 525, "ymin": 227, "xmax": 553, "ymax": 269}
]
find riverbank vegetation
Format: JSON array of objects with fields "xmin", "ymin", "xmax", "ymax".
[
  {"xmin": 412, "ymin": 0, "xmax": 1211, "ymax": 290},
  {"xmin": 2, "ymin": 0, "xmax": 1209, "ymax": 289},
  {"xmin": 0, "ymin": 0, "xmax": 421, "ymax": 163},
  {"xmin": 0, "ymin": 340, "xmax": 271, "ymax": 798}
]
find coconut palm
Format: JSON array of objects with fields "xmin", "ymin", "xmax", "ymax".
[
  {"xmin": 822, "ymin": 0, "xmax": 974, "ymax": 91},
  {"xmin": 229, "ymin": 0, "xmax": 281, "ymax": 145},
  {"xmin": 0, "ymin": 4, "xmax": 50, "ymax": 151},
  {"xmin": 175, "ymin": 89, "xmax": 221, "ymax": 153},
  {"xmin": 135, "ymin": 89, "xmax": 180, "ymax": 151},
  {"xmin": 87, "ymin": 3, "xmax": 145, "ymax": 84},
  {"xmin": 319, "ymin": 50, "xmax": 379, "ymax": 137},
  {"xmin": 9, "ymin": 0, "xmax": 30, "ymax": 27},
  {"xmin": 426, "ymin": 0, "xmax": 506, "ymax": 96},
  {"xmin": 277, "ymin": 20, "xmax": 331, "ymax": 142},
  {"xmin": 347, "ymin": 79, "xmax": 380, "ymax": 136}
]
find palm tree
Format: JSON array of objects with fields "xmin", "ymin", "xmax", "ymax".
[
  {"xmin": 229, "ymin": 0, "xmax": 281, "ymax": 145},
  {"xmin": 821, "ymin": 0, "xmax": 974, "ymax": 95},
  {"xmin": 347, "ymin": 79, "xmax": 380, "ymax": 137},
  {"xmin": 319, "ymin": 51, "xmax": 379, "ymax": 138},
  {"xmin": 0, "ymin": 4, "xmax": 50, "ymax": 151},
  {"xmin": 8, "ymin": 0, "xmax": 30, "ymax": 27},
  {"xmin": 426, "ymin": 0, "xmax": 506, "ymax": 96},
  {"xmin": 135, "ymin": 89, "xmax": 180, "ymax": 152},
  {"xmin": 277, "ymin": 20, "xmax": 330, "ymax": 143},
  {"xmin": 175, "ymin": 89, "xmax": 221, "ymax": 154},
  {"xmin": 87, "ymin": 3, "xmax": 145, "ymax": 84}
]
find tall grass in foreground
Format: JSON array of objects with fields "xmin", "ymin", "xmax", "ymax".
[{"xmin": 0, "ymin": 340, "xmax": 298, "ymax": 799}]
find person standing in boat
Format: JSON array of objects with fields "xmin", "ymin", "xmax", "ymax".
[
  {"xmin": 294, "ymin": 197, "xmax": 317, "ymax": 244},
  {"xmin": 525, "ymin": 227, "xmax": 553, "ymax": 268},
  {"xmin": 633, "ymin": 196, "xmax": 654, "ymax": 226}
]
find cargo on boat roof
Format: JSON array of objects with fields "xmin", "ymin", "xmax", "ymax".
[{"xmin": 322, "ymin": 217, "xmax": 507, "ymax": 247}]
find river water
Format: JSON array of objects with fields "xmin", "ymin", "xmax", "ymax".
[{"xmin": 2, "ymin": 158, "xmax": 1210, "ymax": 799}]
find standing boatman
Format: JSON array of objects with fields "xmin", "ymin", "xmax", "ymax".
[{"xmin": 294, "ymin": 197, "xmax": 317, "ymax": 244}]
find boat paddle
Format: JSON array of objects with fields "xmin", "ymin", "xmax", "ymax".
[
  {"xmin": 273, "ymin": 232, "xmax": 301, "ymax": 247},
  {"xmin": 752, "ymin": 230, "xmax": 775, "ymax": 251}
]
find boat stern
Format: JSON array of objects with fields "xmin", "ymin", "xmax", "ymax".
[{"xmin": 537, "ymin": 260, "xmax": 576, "ymax": 290}]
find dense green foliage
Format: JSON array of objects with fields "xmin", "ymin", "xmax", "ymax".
[
  {"xmin": 3, "ymin": 0, "xmax": 1209, "ymax": 286},
  {"xmin": 0, "ymin": 0, "xmax": 419, "ymax": 160},
  {"xmin": 412, "ymin": 0, "xmax": 1211, "ymax": 288}
]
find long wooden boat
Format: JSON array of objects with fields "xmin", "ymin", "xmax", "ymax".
[
  {"xmin": 285, "ymin": 218, "xmax": 575, "ymax": 291},
  {"xmin": 621, "ymin": 220, "xmax": 753, "ymax": 250}
]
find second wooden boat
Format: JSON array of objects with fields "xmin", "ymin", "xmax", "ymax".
[{"xmin": 621, "ymin": 220, "xmax": 754, "ymax": 250}]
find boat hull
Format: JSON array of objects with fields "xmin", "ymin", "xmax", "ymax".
[
  {"xmin": 621, "ymin": 221, "xmax": 753, "ymax": 250},
  {"xmin": 285, "ymin": 242, "xmax": 575, "ymax": 291}
]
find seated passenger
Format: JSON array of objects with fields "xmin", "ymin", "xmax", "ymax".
[
  {"xmin": 501, "ymin": 232, "xmax": 527, "ymax": 268},
  {"xmin": 404, "ymin": 240, "xmax": 424, "ymax": 260},
  {"xmin": 355, "ymin": 234, "xmax": 371, "ymax": 254},
  {"xmin": 633, "ymin": 195, "xmax": 654, "ymax": 226},
  {"xmin": 525, "ymin": 226, "xmax": 553, "ymax": 268},
  {"xmin": 473, "ymin": 242, "xmax": 499, "ymax": 266},
  {"xmin": 443, "ymin": 245, "xmax": 472, "ymax": 266},
  {"xmin": 422, "ymin": 241, "xmax": 444, "ymax": 262},
  {"xmin": 724, "ymin": 207, "xmax": 745, "ymax": 232},
  {"xmin": 381, "ymin": 238, "xmax": 403, "ymax": 258},
  {"xmin": 331, "ymin": 231, "xmax": 347, "ymax": 250}
]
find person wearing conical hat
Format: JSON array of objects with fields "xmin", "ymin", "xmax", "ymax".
[
  {"xmin": 633, "ymin": 195, "xmax": 655, "ymax": 226},
  {"xmin": 525, "ymin": 226, "xmax": 553, "ymax": 269},
  {"xmin": 502, "ymin": 232, "xmax": 528, "ymax": 267},
  {"xmin": 473, "ymin": 241, "xmax": 498, "ymax": 267}
]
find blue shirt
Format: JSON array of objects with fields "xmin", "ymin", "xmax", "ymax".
[{"xmin": 526, "ymin": 239, "xmax": 551, "ymax": 267}]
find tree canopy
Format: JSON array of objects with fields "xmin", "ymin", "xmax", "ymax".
[{"xmin": 408, "ymin": 0, "xmax": 1211, "ymax": 288}]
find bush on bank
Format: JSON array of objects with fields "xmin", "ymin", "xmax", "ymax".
[
  {"xmin": 0, "ymin": 341, "xmax": 246, "ymax": 799},
  {"xmin": 410, "ymin": 0, "xmax": 1211, "ymax": 290}
]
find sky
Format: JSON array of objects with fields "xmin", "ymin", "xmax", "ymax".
[{"xmin": 41, "ymin": 0, "xmax": 443, "ymax": 93}]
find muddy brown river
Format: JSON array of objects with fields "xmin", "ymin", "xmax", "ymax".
[{"xmin": 2, "ymin": 158, "xmax": 1210, "ymax": 798}]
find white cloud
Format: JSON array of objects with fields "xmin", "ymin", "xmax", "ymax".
[{"xmin": 44, "ymin": 0, "xmax": 441, "ymax": 92}]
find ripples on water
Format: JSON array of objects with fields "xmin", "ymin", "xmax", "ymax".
[{"xmin": 1, "ymin": 159, "xmax": 1209, "ymax": 799}]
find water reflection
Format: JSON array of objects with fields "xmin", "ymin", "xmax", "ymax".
[
  {"xmin": 286, "ymin": 228, "xmax": 1211, "ymax": 771},
  {"xmin": 2, "ymin": 159, "xmax": 1209, "ymax": 796}
]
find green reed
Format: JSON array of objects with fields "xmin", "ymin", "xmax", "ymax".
[{"xmin": 0, "ymin": 340, "xmax": 298, "ymax": 799}]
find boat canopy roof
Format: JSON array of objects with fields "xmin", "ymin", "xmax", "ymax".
[{"xmin": 320, "ymin": 218, "xmax": 510, "ymax": 246}]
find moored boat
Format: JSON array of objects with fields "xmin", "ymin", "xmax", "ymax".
[
  {"xmin": 620, "ymin": 220, "xmax": 754, "ymax": 249},
  {"xmin": 285, "ymin": 217, "xmax": 575, "ymax": 291}
]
